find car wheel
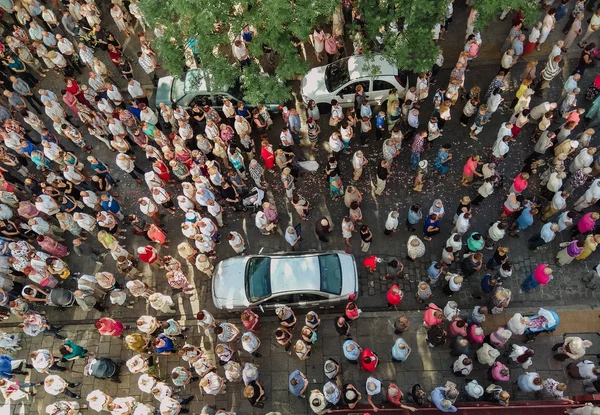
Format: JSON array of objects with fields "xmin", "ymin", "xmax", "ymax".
[{"xmin": 317, "ymin": 102, "xmax": 332, "ymax": 114}]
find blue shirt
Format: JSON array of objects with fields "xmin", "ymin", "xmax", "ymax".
[
  {"xmin": 0, "ymin": 355, "xmax": 14, "ymax": 379},
  {"xmin": 428, "ymin": 261, "xmax": 441, "ymax": 282},
  {"xmin": 516, "ymin": 206, "xmax": 533, "ymax": 230},
  {"xmin": 288, "ymin": 370, "xmax": 305, "ymax": 396},
  {"xmin": 155, "ymin": 334, "xmax": 175, "ymax": 354},
  {"xmin": 90, "ymin": 161, "xmax": 108, "ymax": 174},
  {"xmin": 0, "ymin": 106, "xmax": 10, "ymax": 122},
  {"xmin": 241, "ymin": 31, "xmax": 253, "ymax": 42},
  {"xmin": 480, "ymin": 274, "xmax": 494, "ymax": 293},
  {"xmin": 375, "ymin": 114, "xmax": 385, "ymax": 129},
  {"xmin": 540, "ymin": 222, "xmax": 556, "ymax": 243},
  {"xmin": 391, "ymin": 338, "xmax": 409, "ymax": 361},
  {"xmin": 360, "ymin": 104, "xmax": 372, "ymax": 118},
  {"xmin": 40, "ymin": 131, "xmax": 57, "ymax": 144},
  {"xmin": 288, "ymin": 114, "xmax": 300, "ymax": 133},
  {"xmin": 431, "ymin": 387, "xmax": 457, "ymax": 412},
  {"xmin": 20, "ymin": 141, "xmax": 37, "ymax": 156},
  {"xmin": 101, "ymin": 196, "xmax": 121, "ymax": 214},
  {"xmin": 343, "ymin": 340, "xmax": 360, "ymax": 361},
  {"xmin": 129, "ymin": 104, "xmax": 142, "ymax": 119}
]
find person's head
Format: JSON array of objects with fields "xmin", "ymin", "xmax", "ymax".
[
  {"xmin": 441, "ymin": 400, "xmax": 453, "ymax": 410},
  {"xmin": 533, "ymin": 377, "xmax": 543, "ymax": 386}
]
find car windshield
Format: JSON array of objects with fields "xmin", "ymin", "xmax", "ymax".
[
  {"xmin": 319, "ymin": 254, "xmax": 342, "ymax": 295},
  {"xmin": 172, "ymin": 77, "xmax": 186, "ymax": 103},
  {"xmin": 247, "ymin": 257, "xmax": 272, "ymax": 301},
  {"xmin": 325, "ymin": 59, "xmax": 350, "ymax": 92}
]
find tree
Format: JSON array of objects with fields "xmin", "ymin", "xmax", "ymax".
[
  {"xmin": 358, "ymin": 0, "xmax": 450, "ymax": 73},
  {"xmin": 139, "ymin": 0, "xmax": 338, "ymax": 105},
  {"xmin": 139, "ymin": 0, "xmax": 541, "ymax": 104},
  {"xmin": 472, "ymin": 0, "xmax": 541, "ymax": 32}
]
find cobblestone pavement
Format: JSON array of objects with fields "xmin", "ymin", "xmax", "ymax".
[
  {"xmin": 2, "ymin": 307, "xmax": 600, "ymax": 414},
  {"xmin": 3, "ymin": 1, "xmax": 600, "ymax": 414}
]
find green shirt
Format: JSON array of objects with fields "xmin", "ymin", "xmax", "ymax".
[
  {"xmin": 467, "ymin": 233, "xmax": 484, "ymax": 252},
  {"xmin": 62, "ymin": 340, "xmax": 87, "ymax": 360}
]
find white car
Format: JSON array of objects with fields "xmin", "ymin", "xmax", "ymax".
[
  {"xmin": 300, "ymin": 54, "xmax": 408, "ymax": 113},
  {"xmin": 212, "ymin": 251, "xmax": 358, "ymax": 311}
]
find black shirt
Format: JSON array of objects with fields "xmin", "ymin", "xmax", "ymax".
[
  {"xmin": 220, "ymin": 186, "xmax": 237, "ymax": 203},
  {"xmin": 315, "ymin": 221, "xmax": 331, "ymax": 238},
  {"xmin": 411, "ymin": 384, "xmax": 425, "ymax": 405},
  {"xmin": 377, "ymin": 165, "xmax": 389, "ymax": 181},
  {"xmin": 343, "ymin": 384, "xmax": 359, "ymax": 405},
  {"xmin": 247, "ymin": 381, "xmax": 263, "ymax": 406},
  {"xmin": 456, "ymin": 202, "xmax": 471, "ymax": 216}
]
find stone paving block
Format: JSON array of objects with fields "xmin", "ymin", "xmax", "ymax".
[{"xmin": 271, "ymin": 371, "xmax": 289, "ymax": 391}]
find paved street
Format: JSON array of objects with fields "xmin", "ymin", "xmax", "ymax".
[
  {"xmin": 2, "ymin": 0, "xmax": 600, "ymax": 414},
  {"xmin": 3, "ymin": 307, "xmax": 600, "ymax": 414}
]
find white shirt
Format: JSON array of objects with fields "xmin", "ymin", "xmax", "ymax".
[
  {"xmin": 329, "ymin": 136, "xmax": 342, "ymax": 152},
  {"xmin": 547, "ymin": 173, "xmax": 563, "ymax": 193},
  {"xmin": 492, "ymin": 138, "xmax": 509, "ymax": 158},
  {"xmin": 551, "ymin": 192, "xmax": 567, "ymax": 210},
  {"xmin": 152, "ymin": 187, "xmax": 170, "ymax": 204},
  {"xmin": 222, "ymin": 103, "xmax": 236, "ymax": 118},
  {"xmin": 57, "ymin": 38, "xmax": 75, "ymax": 55},
  {"xmin": 106, "ymin": 86, "xmax": 123, "ymax": 103},
  {"xmin": 31, "ymin": 349, "xmax": 53, "ymax": 372},
  {"xmin": 116, "ymin": 155, "xmax": 135, "ymax": 173},
  {"xmin": 44, "ymin": 375, "xmax": 67, "ymax": 395},
  {"xmin": 280, "ymin": 130, "xmax": 294, "ymax": 146},
  {"xmin": 456, "ymin": 213, "xmax": 470, "ymax": 234},
  {"xmin": 140, "ymin": 109, "xmax": 158, "ymax": 125},
  {"xmin": 207, "ymin": 202, "xmax": 222, "ymax": 217},
  {"xmin": 127, "ymin": 80, "xmax": 144, "ymax": 98}
]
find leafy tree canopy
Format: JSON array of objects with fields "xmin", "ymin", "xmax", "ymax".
[{"xmin": 139, "ymin": 0, "xmax": 541, "ymax": 104}]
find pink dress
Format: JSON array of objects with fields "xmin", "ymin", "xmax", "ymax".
[
  {"xmin": 37, "ymin": 236, "xmax": 68, "ymax": 258},
  {"xmin": 62, "ymin": 91, "xmax": 80, "ymax": 117}
]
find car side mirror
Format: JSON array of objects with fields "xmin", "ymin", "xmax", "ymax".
[{"xmin": 338, "ymin": 93, "xmax": 344, "ymax": 99}]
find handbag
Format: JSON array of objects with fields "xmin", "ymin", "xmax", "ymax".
[{"xmin": 329, "ymin": 117, "xmax": 339, "ymax": 127}]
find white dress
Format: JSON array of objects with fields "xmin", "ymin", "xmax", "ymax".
[
  {"xmin": 110, "ymin": 6, "xmax": 128, "ymax": 32},
  {"xmin": 313, "ymin": 31, "xmax": 325, "ymax": 53}
]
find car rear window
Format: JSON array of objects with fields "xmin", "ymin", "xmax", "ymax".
[
  {"xmin": 247, "ymin": 257, "xmax": 271, "ymax": 301},
  {"xmin": 319, "ymin": 254, "xmax": 342, "ymax": 295}
]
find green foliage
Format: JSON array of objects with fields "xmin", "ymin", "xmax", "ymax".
[
  {"xmin": 240, "ymin": 64, "xmax": 291, "ymax": 105},
  {"xmin": 358, "ymin": 0, "xmax": 449, "ymax": 73},
  {"xmin": 472, "ymin": 0, "xmax": 541, "ymax": 32},
  {"xmin": 138, "ymin": 0, "xmax": 541, "ymax": 102},
  {"xmin": 138, "ymin": 0, "xmax": 337, "ymax": 103}
]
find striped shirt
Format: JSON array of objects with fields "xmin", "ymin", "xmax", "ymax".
[{"xmin": 541, "ymin": 60, "xmax": 561, "ymax": 81}]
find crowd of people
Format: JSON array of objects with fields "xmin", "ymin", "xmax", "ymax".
[{"xmin": 0, "ymin": 0, "xmax": 597, "ymax": 413}]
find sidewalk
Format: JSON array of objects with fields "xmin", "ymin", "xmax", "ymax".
[{"xmin": 3, "ymin": 306, "xmax": 599, "ymax": 415}]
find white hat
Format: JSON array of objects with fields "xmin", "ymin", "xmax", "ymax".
[
  {"xmin": 419, "ymin": 160, "xmax": 428, "ymax": 169},
  {"xmin": 570, "ymin": 140, "xmax": 580, "ymax": 148}
]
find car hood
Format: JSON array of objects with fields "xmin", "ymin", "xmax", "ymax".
[
  {"xmin": 155, "ymin": 76, "xmax": 175, "ymax": 107},
  {"xmin": 212, "ymin": 258, "xmax": 250, "ymax": 310},
  {"xmin": 301, "ymin": 66, "xmax": 329, "ymax": 99},
  {"xmin": 339, "ymin": 253, "xmax": 358, "ymax": 299}
]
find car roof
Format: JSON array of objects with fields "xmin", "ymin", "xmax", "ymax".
[
  {"xmin": 184, "ymin": 69, "xmax": 209, "ymax": 93},
  {"xmin": 347, "ymin": 54, "xmax": 397, "ymax": 80},
  {"xmin": 269, "ymin": 256, "xmax": 321, "ymax": 293}
]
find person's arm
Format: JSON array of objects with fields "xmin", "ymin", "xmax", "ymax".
[{"xmin": 367, "ymin": 394, "xmax": 379, "ymax": 412}]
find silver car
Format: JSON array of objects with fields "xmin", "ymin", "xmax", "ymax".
[{"xmin": 212, "ymin": 251, "xmax": 358, "ymax": 311}]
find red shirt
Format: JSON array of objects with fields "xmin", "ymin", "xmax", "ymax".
[
  {"xmin": 386, "ymin": 285, "xmax": 403, "ymax": 306},
  {"xmin": 138, "ymin": 246, "xmax": 157, "ymax": 263},
  {"xmin": 363, "ymin": 255, "xmax": 377, "ymax": 271},
  {"xmin": 387, "ymin": 384, "xmax": 403, "ymax": 406},
  {"xmin": 424, "ymin": 303, "xmax": 443, "ymax": 327},
  {"xmin": 360, "ymin": 349, "xmax": 378, "ymax": 372},
  {"xmin": 467, "ymin": 325, "xmax": 485, "ymax": 344},
  {"xmin": 513, "ymin": 175, "xmax": 528, "ymax": 192}
]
